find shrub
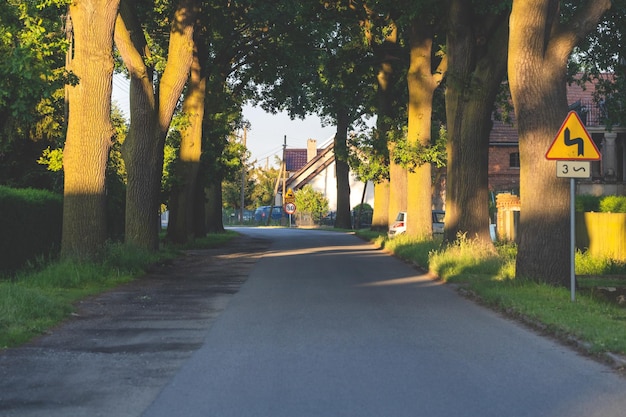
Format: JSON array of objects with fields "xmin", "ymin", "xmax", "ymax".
[
  {"xmin": 599, "ymin": 195, "xmax": 626, "ymax": 213},
  {"xmin": 575, "ymin": 194, "xmax": 600, "ymax": 212},
  {"xmin": 0, "ymin": 186, "xmax": 62, "ymax": 274}
]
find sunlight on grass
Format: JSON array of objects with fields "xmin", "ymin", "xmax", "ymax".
[
  {"xmin": 0, "ymin": 232, "xmax": 237, "ymax": 349},
  {"xmin": 357, "ymin": 229, "xmax": 626, "ymax": 357}
]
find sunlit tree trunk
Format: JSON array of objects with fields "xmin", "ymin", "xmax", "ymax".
[
  {"xmin": 509, "ymin": 0, "xmax": 610, "ymax": 285},
  {"xmin": 405, "ymin": 20, "xmax": 446, "ymax": 239},
  {"xmin": 371, "ymin": 22, "xmax": 399, "ymax": 232},
  {"xmin": 444, "ymin": 1, "xmax": 508, "ymax": 246},
  {"xmin": 114, "ymin": 0, "xmax": 197, "ymax": 250},
  {"xmin": 62, "ymin": 0, "xmax": 120, "ymax": 259},
  {"xmin": 168, "ymin": 44, "xmax": 206, "ymax": 244}
]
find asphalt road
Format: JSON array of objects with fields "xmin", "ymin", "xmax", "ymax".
[{"xmin": 2, "ymin": 227, "xmax": 626, "ymax": 416}]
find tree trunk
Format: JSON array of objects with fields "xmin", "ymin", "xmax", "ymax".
[
  {"xmin": 115, "ymin": 0, "xmax": 197, "ymax": 251},
  {"xmin": 62, "ymin": 0, "xmax": 120, "ymax": 259},
  {"xmin": 167, "ymin": 44, "xmax": 205, "ymax": 244},
  {"xmin": 334, "ymin": 108, "xmax": 352, "ymax": 229},
  {"xmin": 444, "ymin": 1, "xmax": 508, "ymax": 246},
  {"xmin": 405, "ymin": 21, "xmax": 446, "ymax": 238},
  {"xmin": 205, "ymin": 181, "xmax": 225, "ymax": 233},
  {"xmin": 370, "ymin": 27, "xmax": 398, "ymax": 232},
  {"xmin": 372, "ymin": 181, "xmax": 390, "ymax": 231},
  {"xmin": 508, "ymin": 0, "xmax": 610, "ymax": 285}
]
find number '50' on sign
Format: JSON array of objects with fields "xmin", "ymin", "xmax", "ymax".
[{"xmin": 284, "ymin": 202, "xmax": 296, "ymax": 214}]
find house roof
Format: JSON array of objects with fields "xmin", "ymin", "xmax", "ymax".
[
  {"xmin": 284, "ymin": 148, "xmax": 323, "ymax": 172},
  {"xmin": 489, "ymin": 76, "xmax": 602, "ymax": 145}
]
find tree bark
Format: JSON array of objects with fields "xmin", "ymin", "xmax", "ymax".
[
  {"xmin": 205, "ymin": 180, "xmax": 225, "ymax": 233},
  {"xmin": 509, "ymin": 0, "xmax": 610, "ymax": 285},
  {"xmin": 405, "ymin": 20, "xmax": 446, "ymax": 238},
  {"xmin": 115, "ymin": 0, "xmax": 197, "ymax": 250},
  {"xmin": 370, "ymin": 25, "xmax": 398, "ymax": 232},
  {"xmin": 334, "ymin": 108, "xmax": 352, "ymax": 229},
  {"xmin": 62, "ymin": 0, "xmax": 120, "ymax": 259},
  {"xmin": 167, "ymin": 42, "xmax": 206, "ymax": 244},
  {"xmin": 444, "ymin": 1, "xmax": 508, "ymax": 246}
]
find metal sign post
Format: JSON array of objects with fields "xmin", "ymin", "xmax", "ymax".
[
  {"xmin": 284, "ymin": 202, "xmax": 296, "ymax": 228},
  {"xmin": 547, "ymin": 111, "xmax": 601, "ymax": 301}
]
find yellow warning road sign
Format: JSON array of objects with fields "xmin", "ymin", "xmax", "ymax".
[
  {"xmin": 546, "ymin": 111, "xmax": 601, "ymax": 161},
  {"xmin": 284, "ymin": 188, "xmax": 295, "ymax": 203}
]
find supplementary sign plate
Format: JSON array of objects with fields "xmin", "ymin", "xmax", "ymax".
[{"xmin": 556, "ymin": 161, "xmax": 591, "ymax": 178}]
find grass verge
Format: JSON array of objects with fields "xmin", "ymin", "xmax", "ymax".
[
  {"xmin": 358, "ymin": 231, "xmax": 626, "ymax": 359},
  {"xmin": 0, "ymin": 231, "xmax": 237, "ymax": 349}
]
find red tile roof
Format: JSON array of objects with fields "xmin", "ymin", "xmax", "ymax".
[{"xmin": 284, "ymin": 148, "xmax": 322, "ymax": 172}]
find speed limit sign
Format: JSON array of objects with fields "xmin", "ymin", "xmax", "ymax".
[{"xmin": 284, "ymin": 202, "xmax": 296, "ymax": 214}]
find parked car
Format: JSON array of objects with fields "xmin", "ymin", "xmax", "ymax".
[
  {"xmin": 254, "ymin": 206, "xmax": 287, "ymax": 223},
  {"xmin": 388, "ymin": 210, "xmax": 445, "ymax": 238}
]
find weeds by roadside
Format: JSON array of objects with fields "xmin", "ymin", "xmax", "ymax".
[
  {"xmin": 358, "ymin": 230, "xmax": 626, "ymax": 358},
  {"xmin": 0, "ymin": 232, "xmax": 237, "ymax": 349}
]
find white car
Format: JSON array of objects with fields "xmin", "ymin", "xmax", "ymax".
[{"xmin": 388, "ymin": 210, "xmax": 445, "ymax": 238}]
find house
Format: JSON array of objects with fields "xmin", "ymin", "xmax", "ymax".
[
  {"xmin": 282, "ymin": 138, "xmax": 375, "ymax": 213},
  {"xmin": 488, "ymin": 76, "xmax": 626, "ymax": 196}
]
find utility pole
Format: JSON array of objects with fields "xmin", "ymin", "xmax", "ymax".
[
  {"xmin": 267, "ymin": 135, "xmax": 287, "ymax": 226},
  {"xmin": 239, "ymin": 127, "xmax": 247, "ymax": 224},
  {"xmin": 282, "ymin": 134, "xmax": 287, "ymax": 206}
]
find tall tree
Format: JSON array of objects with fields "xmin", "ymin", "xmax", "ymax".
[
  {"xmin": 62, "ymin": 0, "xmax": 120, "ymax": 259},
  {"xmin": 114, "ymin": 0, "xmax": 198, "ymax": 250},
  {"xmin": 166, "ymin": 40, "xmax": 206, "ymax": 243},
  {"xmin": 508, "ymin": 0, "xmax": 611, "ymax": 285},
  {"xmin": 404, "ymin": 13, "xmax": 447, "ymax": 238},
  {"xmin": 443, "ymin": 0, "xmax": 509, "ymax": 246}
]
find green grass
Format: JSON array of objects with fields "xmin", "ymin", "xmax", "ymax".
[
  {"xmin": 357, "ymin": 230, "xmax": 626, "ymax": 357},
  {"xmin": 0, "ymin": 232, "xmax": 237, "ymax": 349}
]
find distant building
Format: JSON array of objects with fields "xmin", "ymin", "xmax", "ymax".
[
  {"xmin": 489, "ymin": 75, "xmax": 626, "ymax": 196},
  {"xmin": 283, "ymin": 138, "xmax": 374, "ymax": 212}
]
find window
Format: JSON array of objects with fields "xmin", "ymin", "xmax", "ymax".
[{"xmin": 509, "ymin": 152, "xmax": 520, "ymax": 168}]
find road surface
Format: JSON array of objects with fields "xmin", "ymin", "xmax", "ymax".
[{"xmin": 2, "ymin": 227, "xmax": 626, "ymax": 416}]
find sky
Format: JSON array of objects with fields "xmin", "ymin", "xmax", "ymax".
[{"xmin": 111, "ymin": 75, "xmax": 336, "ymax": 168}]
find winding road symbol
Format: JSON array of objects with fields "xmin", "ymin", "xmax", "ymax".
[
  {"xmin": 563, "ymin": 127, "xmax": 584, "ymax": 156},
  {"xmin": 546, "ymin": 111, "xmax": 601, "ymax": 161}
]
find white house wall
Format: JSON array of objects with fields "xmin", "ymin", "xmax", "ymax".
[{"xmin": 305, "ymin": 160, "xmax": 375, "ymax": 212}]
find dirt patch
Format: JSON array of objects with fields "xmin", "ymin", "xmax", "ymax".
[{"xmin": 0, "ymin": 233, "xmax": 270, "ymax": 417}]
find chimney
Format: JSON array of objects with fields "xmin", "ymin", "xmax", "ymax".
[{"xmin": 307, "ymin": 139, "xmax": 317, "ymax": 162}]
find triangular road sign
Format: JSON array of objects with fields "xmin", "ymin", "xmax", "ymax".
[{"xmin": 546, "ymin": 111, "xmax": 601, "ymax": 160}]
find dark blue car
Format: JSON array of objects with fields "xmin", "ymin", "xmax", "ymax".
[{"xmin": 254, "ymin": 206, "xmax": 287, "ymax": 223}]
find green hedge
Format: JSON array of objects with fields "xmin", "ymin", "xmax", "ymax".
[
  {"xmin": 0, "ymin": 186, "xmax": 63, "ymax": 274},
  {"xmin": 576, "ymin": 195, "xmax": 626, "ymax": 213}
]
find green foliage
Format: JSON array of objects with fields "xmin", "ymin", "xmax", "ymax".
[
  {"xmin": 295, "ymin": 184, "xmax": 329, "ymax": 215},
  {"xmin": 392, "ymin": 125, "xmax": 448, "ymax": 171},
  {"xmin": 355, "ymin": 228, "xmax": 626, "ymax": 356},
  {"xmin": 250, "ymin": 166, "xmax": 280, "ymax": 207},
  {"xmin": 575, "ymin": 194, "xmax": 600, "ymax": 212},
  {"xmin": 348, "ymin": 128, "xmax": 390, "ymax": 183},
  {"xmin": 0, "ymin": 232, "xmax": 235, "ymax": 348},
  {"xmin": 599, "ymin": 195, "xmax": 626, "ymax": 213},
  {"xmin": 429, "ymin": 233, "xmax": 509, "ymax": 282},
  {"xmin": 0, "ymin": 0, "xmax": 68, "ymax": 136},
  {"xmin": 576, "ymin": 195, "xmax": 626, "ymax": 213},
  {"xmin": 0, "ymin": 186, "xmax": 62, "ymax": 273},
  {"xmin": 352, "ymin": 202, "xmax": 373, "ymax": 227},
  {"xmin": 575, "ymin": 250, "xmax": 626, "ymax": 276}
]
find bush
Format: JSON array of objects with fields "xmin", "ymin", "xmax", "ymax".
[
  {"xmin": 575, "ymin": 194, "xmax": 600, "ymax": 212},
  {"xmin": 576, "ymin": 194, "xmax": 626, "ymax": 213},
  {"xmin": 599, "ymin": 195, "xmax": 626, "ymax": 213},
  {"xmin": 0, "ymin": 186, "xmax": 63, "ymax": 274}
]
